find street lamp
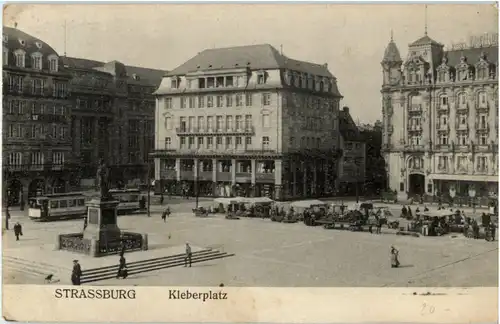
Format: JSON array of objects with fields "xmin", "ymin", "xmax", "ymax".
[
  {"xmin": 468, "ymin": 185, "xmax": 477, "ymax": 214},
  {"xmin": 449, "ymin": 186, "xmax": 456, "ymax": 207}
]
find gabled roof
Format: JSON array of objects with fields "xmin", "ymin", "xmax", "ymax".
[
  {"xmin": 445, "ymin": 45, "xmax": 498, "ymax": 68},
  {"xmin": 410, "ymin": 35, "xmax": 442, "ymax": 47},
  {"xmin": 61, "ymin": 56, "xmax": 166, "ymax": 87},
  {"xmin": 167, "ymin": 44, "xmax": 333, "ymax": 78},
  {"xmin": 339, "ymin": 108, "xmax": 362, "ymax": 142},
  {"xmin": 382, "ymin": 40, "xmax": 402, "ymax": 63}
]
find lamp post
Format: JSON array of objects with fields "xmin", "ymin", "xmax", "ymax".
[
  {"xmin": 468, "ymin": 185, "xmax": 477, "ymax": 214},
  {"xmin": 195, "ymin": 162, "xmax": 199, "ymax": 209},
  {"xmin": 449, "ymin": 186, "xmax": 456, "ymax": 207}
]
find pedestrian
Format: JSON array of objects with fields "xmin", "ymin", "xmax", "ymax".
[
  {"xmin": 390, "ymin": 246, "xmax": 400, "ymax": 268},
  {"xmin": 13, "ymin": 222, "xmax": 22, "ymax": 241},
  {"xmin": 424, "ymin": 205, "xmax": 429, "ymax": 212},
  {"xmin": 83, "ymin": 216, "xmax": 88, "ymax": 232},
  {"xmin": 490, "ymin": 221, "xmax": 496, "ymax": 242},
  {"xmin": 161, "ymin": 206, "xmax": 170, "ymax": 222},
  {"xmin": 116, "ymin": 253, "xmax": 128, "ymax": 279},
  {"xmin": 401, "ymin": 205, "xmax": 407, "ymax": 218},
  {"xmin": 184, "ymin": 242, "xmax": 192, "ymax": 267},
  {"xmin": 376, "ymin": 217, "xmax": 382, "ymax": 234},
  {"xmin": 71, "ymin": 260, "xmax": 82, "ymax": 285},
  {"xmin": 160, "ymin": 193, "xmax": 164, "ymax": 205}
]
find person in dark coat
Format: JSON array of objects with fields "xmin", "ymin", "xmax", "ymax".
[
  {"xmin": 407, "ymin": 206, "xmax": 413, "ymax": 219},
  {"xmin": 401, "ymin": 205, "xmax": 407, "ymax": 218},
  {"xmin": 424, "ymin": 205, "xmax": 429, "ymax": 212},
  {"xmin": 13, "ymin": 222, "xmax": 22, "ymax": 241},
  {"xmin": 390, "ymin": 246, "xmax": 400, "ymax": 268},
  {"xmin": 116, "ymin": 253, "xmax": 127, "ymax": 279},
  {"xmin": 490, "ymin": 221, "xmax": 496, "ymax": 242},
  {"xmin": 161, "ymin": 206, "xmax": 170, "ymax": 222},
  {"xmin": 71, "ymin": 260, "xmax": 82, "ymax": 285},
  {"xmin": 83, "ymin": 216, "xmax": 88, "ymax": 232},
  {"xmin": 184, "ymin": 242, "xmax": 192, "ymax": 267},
  {"xmin": 160, "ymin": 193, "xmax": 164, "ymax": 205}
]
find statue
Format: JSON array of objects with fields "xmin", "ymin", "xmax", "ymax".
[{"xmin": 96, "ymin": 159, "xmax": 110, "ymax": 200}]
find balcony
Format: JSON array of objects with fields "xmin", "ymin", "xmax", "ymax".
[
  {"xmin": 198, "ymin": 171, "xmax": 213, "ymax": 181},
  {"xmin": 438, "ymin": 104, "xmax": 449, "ymax": 112},
  {"xmin": 407, "ymin": 125, "xmax": 423, "ymax": 132},
  {"xmin": 176, "ymin": 126, "xmax": 255, "ymax": 136},
  {"xmin": 180, "ymin": 170, "xmax": 194, "ymax": 181},
  {"xmin": 404, "ymin": 145, "xmax": 425, "ymax": 152},
  {"xmin": 476, "ymin": 167, "xmax": 488, "ymax": 174},
  {"xmin": 456, "ymin": 104, "xmax": 468, "ymax": 112},
  {"xmin": 216, "ymin": 172, "xmax": 232, "ymax": 182},
  {"xmin": 436, "ymin": 124, "xmax": 449, "ymax": 132},
  {"xmin": 456, "ymin": 124, "xmax": 469, "ymax": 131},
  {"xmin": 476, "ymin": 124, "xmax": 489, "ymax": 132},
  {"xmin": 160, "ymin": 169, "xmax": 176, "ymax": 179},
  {"xmin": 235, "ymin": 172, "xmax": 252, "ymax": 183},
  {"xmin": 409, "ymin": 104, "xmax": 422, "ymax": 113}
]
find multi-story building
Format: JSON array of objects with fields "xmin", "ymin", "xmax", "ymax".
[
  {"xmin": 61, "ymin": 57, "xmax": 165, "ymax": 189},
  {"xmin": 3, "ymin": 27, "xmax": 73, "ymax": 205},
  {"xmin": 381, "ymin": 32, "xmax": 498, "ymax": 199},
  {"xmin": 358, "ymin": 121, "xmax": 386, "ymax": 194},
  {"xmin": 337, "ymin": 107, "xmax": 366, "ymax": 196},
  {"xmin": 153, "ymin": 44, "xmax": 343, "ymax": 200}
]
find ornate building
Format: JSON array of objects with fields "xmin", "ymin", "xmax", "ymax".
[
  {"xmin": 381, "ymin": 32, "xmax": 498, "ymax": 199},
  {"xmin": 61, "ymin": 57, "xmax": 165, "ymax": 189},
  {"xmin": 152, "ymin": 44, "xmax": 343, "ymax": 200},
  {"xmin": 337, "ymin": 107, "xmax": 366, "ymax": 196},
  {"xmin": 3, "ymin": 27, "xmax": 73, "ymax": 205}
]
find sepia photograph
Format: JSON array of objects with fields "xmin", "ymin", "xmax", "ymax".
[{"xmin": 1, "ymin": 2, "xmax": 498, "ymax": 322}]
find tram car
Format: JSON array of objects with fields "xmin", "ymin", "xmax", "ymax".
[
  {"xmin": 108, "ymin": 189, "xmax": 143, "ymax": 214},
  {"xmin": 28, "ymin": 193, "xmax": 88, "ymax": 221}
]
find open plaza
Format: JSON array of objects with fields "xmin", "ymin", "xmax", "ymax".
[{"xmin": 3, "ymin": 198, "xmax": 498, "ymax": 287}]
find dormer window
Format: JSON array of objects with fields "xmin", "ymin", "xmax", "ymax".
[
  {"xmin": 18, "ymin": 39, "xmax": 25, "ymax": 46},
  {"xmin": 3, "ymin": 47, "xmax": 8, "ymax": 66},
  {"xmin": 31, "ymin": 53, "xmax": 42, "ymax": 70},
  {"xmin": 14, "ymin": 49, "xmax": 25, "ymax": 68},
  {"xmin": 132, "ymin": 74, "xmax": 140, "ymax": 81},
  {"xmin": 35, "ymin": 41, "xmax": 42, "ymax": 49},
  {"xmin": 257, "ymin": 71, "xmax": 267, "ymax": 85},
  {"xmin": 48, "ymin": 55, "xmax": 58, "ymax": 72},
  {"xmin": 319, "ymin": 81, "xmax": 324, "ymax": 92},
  {"xmin": 171, "ymin": 77, "xmax": 179, "ymax": 88}
]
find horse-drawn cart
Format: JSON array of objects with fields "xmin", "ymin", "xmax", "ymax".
[{"xmin": 193, "ymin": 207, "xmax": 209, "ymax": 217}]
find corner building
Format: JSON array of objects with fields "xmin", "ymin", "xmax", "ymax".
[
  {"xmin": 381, "ymin": 33, "xmax": 498, "ymax": 199},
  {"xmin": 153, "ymin": 44, "xmax": 342, "ymax": 200},
  {"xmin": 3, "ymin": 27, "xmax": 72, "ymax": 205}
]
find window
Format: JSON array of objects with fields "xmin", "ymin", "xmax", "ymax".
[
  {"xmin": 257, "ymin": 74, "xmax": 266, "ymax": 84},
  {"xmin": 235, "ymin": 76, "xmax": 243, "ymax": 87},
  {"xmin": 245, "ymin": 136, "xmax": 252, "ymax": 148},
  {"xmin": 180, "ymin": 137, "xmax": 186, "ymax": 149},
  {"xmin": 188, "ymin": 117, "xmax": 195, "ymax": 131},
  {"xmin": 207, "ymin": 116, "xmax": 214, "ymax": 130},
  {"xmin": 236, "ymin": 94, "xmax": 243, "ymax": 106},
  {"xmin": 207, "ymin": 137, "xmax": 213, "ymax": 149},
  {"xmin": 262, "ymin": 93, "xmax": 271, "ymax": 106},
  {"xmin": 179, "ymin": 117, "xmax": 187, "ymax": 132},
  {"xmin": 226, "ymin": 95, "xmax": 233, "ymax": 107},
  {"xmin": 14, "ymin": 50, "xmax": 25, "ymax": 67},
  {"xmin": 198, "ymin": 78, "xmax": 205, "ymax": 88},
  {"xmin": 226, "ymin": 116, "xmax": 233, "ymax": 130},
  {"xmin": 458, "ymin": 133, "xmax": 468, "ymax": 146},
  {"xmin": 8, "ymin": 75, "xmax": 23, "ymax": 92},
  {"xmin": 480, "ymin": 133, "xmax": 488, "ymax": 145},
  {"xmin": 53, "ymin": 82, "xmax": 67, "ymax": 98},
  {"xmin": 164, "ymin": 117, "xmax": 172, "ymax": 130},
  {"xmin": 479, "ymin": 115, "xmax": 487, "ymax": 129},
  {"xmin": 52, "ymin": 152, "xmax": 64, "ymax": 165},
  {"xmin": 458, "ymin": 93, "xmax": 467, "ymax": 106},
  {"xmin": 180, "ymin": 97, "xmax": 187, "ymax": 109},
  {"xmin": 216, "ymin": 116, "xmax": 223, "ymax": 130},
  {"xmin": 188, "ymin": 97, "xmax": 195, "ymax": 108},
  {"xmin": 188, "ymin": 137, "xmax": 195, "ymax": 149},
  {"xmin": 245, "ymin": 115, "xmax": 252, "ymax": 129},
  {"xmin": 197, "ymin": 116, "xmax": 204, "ymax": 130},
  {"xmin": 207, "ymin": 96, "xmax": 213, "ymax": 108},
  {"xmin": 7, "ymin": 152, "xmax": 22, "ymax": 166},
  {"xmin": 7, "ymin": 124, "xmax": 22, "ymax": 138},
  {"xmin": 478, "ymin": 92, "xmax": 487, "ymax": 106},
  {"xmin": 400, "ymin": 182, "xmax": 405, "ymax": 192},
  {"xmin": 245, "ymin": 93, "xmax": 252, "ymax": 106},
  {"xmin": 52, "ymin": 124, "xmax": 58, "ymax": 139},
  {"xmin": 235, "ymin": 116, "xmax": 242, "ymax": 130},
  {"xmin": 165, "ymin": 137, "xmax": 171, "ymax": 149},
  {"xmin": 216, "ymin": 96, "xmax": 223, "ymax": 108},
  {"xmin": 197, "ymin": 137, "xmax": 204, "ymax": 149},
  {"xmin": 216, "ymin": 136, "xmax": 223, "ymax": 149},
  {"xmin": 49, "ymin": 57, "xmax": 58, "ymax": 72},
  {"xmin": 438, "ymin": 156, "xmax": 448, "ymax": 170},
  {"xmin": 236, "ymin": 136, "xmax": 243, "ymax": 148},
  {"xmin": 441, "ymin": 96, "xmax": 448, "ymax": 105},
  {"xmin": 3, "ymin": 48, "xmax": 7, "ymax": 65},
  {"xmin": 262, "ymin": 136, "xmax": 270, "ymax": 149},
  {"xmin": 187, "ymin": 80, "xmax": 192, "ymax": 89},
  {"xmin": 32, "ymin": 54, "xmax": 42, "ymax": 70},
  {"xmin": 289, "ymin": 136, "xmax": 295, "ymax": 147},
  {"xmin": 459, "ymin": 114, "xmax": 467, "ymax": 126},
  {"xmin": 457, "ymin": 156, "xmax": 468, "ymax": 169},
  {"xmin": 32, "ymin": 79, "xmax": 45, "ymax": 95},
  {"xmin": 440, "ymin": 115, "xmax": 448, "ymax": 126},
  {"xmin": 165, "ymin": 98, "xmax": 172, "ymax": 109},
  {"xmin": 440, "ymin": 134, "xmax": 448, "ymax": 145},
  {"xmin": 262, "ymin": 114, "xmax": 270, "ymax": 128},
  {"xmin": 171, "ymin": 78, "xmax": 178, "ymax": 88},
  {"xmin": 31, "ymin": 152, "xmax": 44, "ymax": 165},
  {"xmin": 226, "ymin": 76, "xmax": 234, "ymax": 87},
  {"xmin": 225, "ymin": 137, "xmax": 233, "ymax": 149},
  {"xmin": 477, "ymin": 156, "xmax": 487, "ymax": 171},
  {"xmin": 198, "ymin": 96, "xmax": 204, "ymax": 108}
]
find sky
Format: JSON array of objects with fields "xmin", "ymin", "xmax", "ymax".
[{"xmin": 3, "ymin": 3, "xmax": 498, "ymax": 123}]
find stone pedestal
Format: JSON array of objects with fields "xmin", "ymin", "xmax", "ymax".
[{"xmin": 84, "ymin": 197, "xmax": 121, "ymax": 257}]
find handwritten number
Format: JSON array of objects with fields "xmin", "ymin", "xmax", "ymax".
[{"xmin": 421, "ymin": 303, "xmax": 435, "ymax": 315}]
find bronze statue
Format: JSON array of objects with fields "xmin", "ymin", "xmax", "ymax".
[{"xmin": 96, "ymin": 159, "xmax": 110, "ymax": 199}]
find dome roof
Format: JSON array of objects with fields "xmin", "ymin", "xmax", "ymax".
[
  {"xmin": 3, "ymin": 26, "xmax": 59, "ymax": 57},
  {"xmin": 382, "ymin": 40, "xmax": 402, "ymax": 63}
]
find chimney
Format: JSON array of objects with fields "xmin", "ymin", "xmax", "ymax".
[
  {"xmin": 342, "ymin": 106, "xmax": 349, "ymax": 113},
  {"xmin": 323, "ymin": 63, "xmax": 328, "ymax": 68}
]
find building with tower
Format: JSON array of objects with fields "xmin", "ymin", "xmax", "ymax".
[
  {"xmin": 381, "ymin": 31, "xmax": 498, "ymax": 200},
  {"xmin": 152, "ymin": 44, "xmax": 343, "ymax": 200}
]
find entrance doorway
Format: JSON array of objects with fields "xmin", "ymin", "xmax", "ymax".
[
  {"xmin": 408, "ymin": 174, "xmax": 425, "ymax": 195},
  {"xmin": 7, "ymin": 179, "xmax": 23, "ymax": 206}
]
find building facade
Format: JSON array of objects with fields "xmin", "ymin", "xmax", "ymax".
[
  {"xmin": 358, "ymin": 121, "xmax": 386, "ymax": 194},
  {"xmin": 61, "ymin": 57, "xmax": 165, "ymax": 189},
  {"xmin": 3, "ymin": 27, "xmax": 73, "ymax": 205},
  {"xmin": 337, "ymin": 107, "xmax": 366, "ymax": 196},
  {"xmin": 381, "ymin": 32, "xmax": 498, "ymax": 199},
  {"xmin": 153, "ymin": 44, "xmax": 343, "ymax": 200}
]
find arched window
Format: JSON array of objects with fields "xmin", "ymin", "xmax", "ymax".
[
  {"xmin": 48, "ymin": 55, "xmax": 58, "ymax": 72},
  {"xmin": 440, "ymin": 95, "xmax": 448, "ymax": 106},
  {"xmin": 458, "ymin": 93, "xmax": 467, "ymax": 106},
  {"xmin": 31, "ymin": 52, "xmax": 43, "ymax": 70}
]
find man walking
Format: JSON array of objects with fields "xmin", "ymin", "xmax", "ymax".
[
  {"xmin": 116, "ymin": 252, "xmax": 128, "ymax": 279},
  {"xmin": 184, "ymin": 242, "xmax": 192, "ymax": 267},
  {"xmin": 71, "ymin": 260, "xmax": 82, "ymax": 285},
  {"xmin": 13, "ymin": 222, "xmax": 22, "ymax": 241},
  {"xmin": 161, "ymin": 206, "xmax": 170, "ymax": 223}
]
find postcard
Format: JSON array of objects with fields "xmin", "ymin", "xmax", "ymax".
[{"xmin": 2, "ymin": 3, "xmax": 498, "ymax": 323}]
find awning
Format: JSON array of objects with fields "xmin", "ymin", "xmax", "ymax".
[{"xmin": 428, "ymin": 173, "xmax": 498, "ymax": 182}]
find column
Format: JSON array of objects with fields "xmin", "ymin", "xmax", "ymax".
[
  {"xmin": 154, "ymin": 158, "xmax": 160, "ymax": 180},
  {"xmin": 231, "ymin": 159, "xmax": 236, "ymax": 185},
  {"xmin": 251, "ymin": 159, "xmax": 256, "ymax": 197},
  {"xmin": 274, "ymin": 159, "xmax": 282, "ymax": 200},
  {"xmin": 292, "ymin": 161, "xmax": 297, "ymax": 197},
  {"xmin": 175, "ymin": 158, "xmax": 181, "ymax": 181},
  {"xmin": 212, "ymin": 159, "xmax": 217, "ymax": 196}
]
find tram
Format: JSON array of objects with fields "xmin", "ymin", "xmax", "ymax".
[
  {"xmin": 109, "ymin": 189, "xmax": 143, "ymax": 214},
  {"xmin": 28, "ymin": 193, "xmax": 87, "ymax": 221}
]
